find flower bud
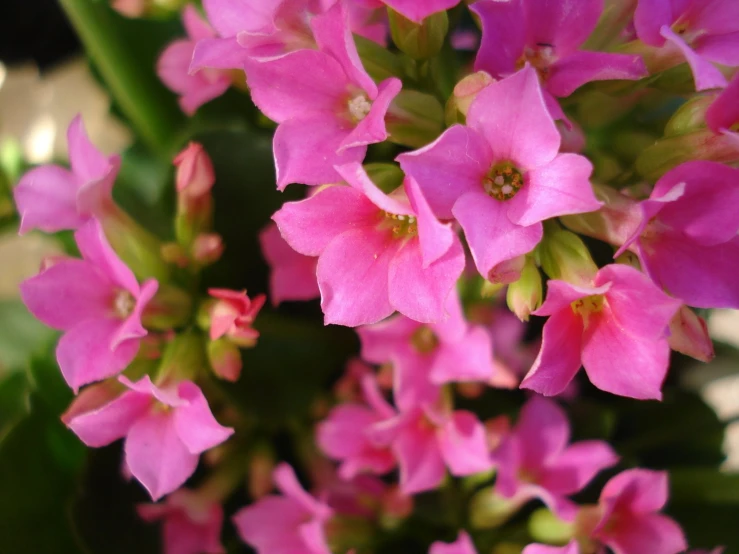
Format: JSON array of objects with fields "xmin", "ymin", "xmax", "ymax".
[
  {"xmin": 141, "ymin": 283, "xmax": 193, "ymax": 330},
  {"xmin": 388, "ymin": 8, "xmax": 448, "ymax": 60},
  {"xmin": 111, "ymin": 0, "xmax": 186, "ymax": 18},
  {"xmin": 386, "ymin": 90, "xmax": 445, "ymax": 148},
  {"xmin": 156, "ymin": 330, "xmax": 207, "ymax": 383},
  {"xmin": 528, "ymin": 507, "xmax": 575, "ymax": 545},
  {"xmin": 207, "ymin": 337, "xmax": 243, "ymax": 382},
  {"xmin": 469, "ymin": 487, "xmax": 522, "ymax": 528},
  {"xmin": 664, "ymin": 94, "xmax": 714, "ymax": 137},
  {"xmin": 506, "ymin": 256, "xmax": 542, "ymax": 321},
  {"xmin": 192, "ymin": 233, "xmax": 224, "ymax": 266},
  {"xmin": 669, "ymin": 305, "xmax": 714, "ymax": 362},
  {"xmin": 446, "ymin": 71, "xmax": 495, "ymax": 125},
  {"xmin": 208, "ymin": 289, "xmax": 265, "ymax": 348},
  {"xmin": 489, "ymin": 255, "xmax": 527, "ymax": 285},
  {"xmin": 538, "ymin": 224, "xmax": 598, "ymax": 285},
  {"xmin": 174, "ymin": 142, "xmax": 215, "ymax": 247}
]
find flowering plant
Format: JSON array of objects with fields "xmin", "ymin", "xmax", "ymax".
[{"xmin": 2, "ymin": 0, "xmax": 739, "ymax": 552}]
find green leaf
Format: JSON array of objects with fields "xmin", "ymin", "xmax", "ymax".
[
  {"xmin": 0, "ymin": 300, "xmax": 56, "ymax": 372},
  {"xmin": 0, "ymin": 372, "xmax": 31, "ymax": 444}
]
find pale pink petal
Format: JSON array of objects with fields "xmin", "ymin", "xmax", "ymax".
[
  {"xmin": 393, "ymin": 354, "xmax": 442, "ymax": 412},
  {"xmin": 272, "ymin": 185, "xmax": 377, "ymax": 257},
  {"xmin": 339, "ymin": 77, "xmax": 401, "ymax": 152},
  {"xmin": 602, "ymin": 513, "xmax": 687, "ymax": 554},
  {"xmin": 394, "ymin": 419, "xmax": 446, "ymax": 494},
  {"xmin": 405, "ymin": 176, "xmax": 454, "ymax": 267},
  {"xmin": 174, "ymin": 381, "xmax": 234, "ymax": 454},
  {"xmin": 397, "ymin": 125, "xmax": 491, "ymax": 219},
  {"xmin": 126, "ymin": 411, "xmax": 200, "ymax": 500},
  {"xmin": 706, "ymin": 73, "xmax": 739, "ymax": 134},
  {"xmin": 471, "ymin": 0, "xmax": 525, "ymax": 77},
  {"xmin": 661, "ymin": 26, "xmax": 727, "ymax": 91},
  {"xmin": 259, "ymin": 224, "xmax": 319, "ymax": 305},
  {"xmin": 520, "ymin": 309, "xmax": 584, "ymax": 396},
  {"xmin": 547, "ymin": 51, "xmax": 648, "ymax": 97},
  {"xmin": 75, "ymin": 219, "xmax": 139, "ymax": 293},
  {"xmin": 437, "ymin": 411, "xmax": 492, "ymax": 476},
  {"xmin": 63, "ymin": 389, "xmax": 150, "ymax": 447},
  {"xmin": 202, "ymin": 0, "xmax": 280, "ymax": 37},
  {"xmin": 67, "ymin": 115, "xmax": 113, "ymax": 182},
  {"xmin": 430, "ymin": 531, "xmax": 478, "ymax": 554},
  {"xmin": 388, "ymin": 235, "xmax": 465, "ymax": 323},
  {"xmin": 539, "ymin": 441, "xmax": 619, "ymax": 495},
  {"xmin": 14, "ymin": 165, "xmax": 85, "ymax": 234},
  {"xmin": 382, "ymin": 0, "xmax": 460, "ymax": 23},
  {"xmin": 233, "ymin": 497, "xmax": 310, "ymax": 553},
  {"xmin": 317, "ymin": 228, "xmax": 396, "ymax": 326},
  {"xmin": 467, "ymin": 66, "xmax": 561, "ymax": 170},
  {"xmin": 273, "ymin": 463, "xmax": 332, "ymax": 519},
  {"xmin": 522, "ymin": 542, "xmax": 579, "ymax": 554},
  {"xmin": 634, "ymin": 0, "xmax": 675, "ymax": 46},
  {"xmin": 430, "ymin": 326, "xmax": 495, "ymax": 384},
  {"xmin": 507, "ymin": 153, "xmax": 599, "ymax": 227},
  {"xmin": 189, "ymin": 37, "xmax": 250, "ymax": 72},
  {"xmin": 357, "ymin": 315, "xmax": 419, "ymax": 363},
  {"xmin": 516, "ymin": 396, "xmax": 570, "ymax": 467},
  {"xmin": 335, "ymin": 162, "xmax": 413, "ymax": 215},
  {"xmin": 298, "ymin": 520, "xmax": 332, "ymax": 554},
  {"xmin": 182, "ymin": 4, "xmax": 215, "ymax": 41},
  {"xmin": 453, "ymin": 190, "xmax": 542, "ymax": 278}
]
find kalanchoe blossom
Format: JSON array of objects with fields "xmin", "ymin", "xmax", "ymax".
[
  {"xmin": 521, "ymin": 264, "xmax": 681, "ymax": 400},
  {"xmin": 273, "ymin": 163, "xmax": 465, "ymax": 326},
  {"xmin": 174, "ymin": 141, "xmax": 216, "ymax": 199},
  {"xmin": 580, "ymin": 469, "xmax": 688, "ymax": 554},
  {"xmin": 634, "ymin": 0, "xmax": 739, "ymax": 90},
  {"xmin": 157, "ymin": 6, "xmax": 233, "ymax": 115},
  {"xmin": 14, "ymin": 115, "xmax": 121, "ymax": 234},
  {"xmin": 380, "ymin": 0, "xmax": 460, "ymax": 23},
  {"xmin": 63, "ymin": 375, "xmax": 234, "ymax": 500},
  {"xmin": 492, "ymin": 396, "xmax": 618, "ymax": 520},
  {"xmin": 137, "ymin": 489, "xmax": 225, "ymax": 554},
  {"xmin": 429, "ymin": 531, "xmax": 478, "ymax": 554},
  {"xmin": 357, "ymin": 292, "xmax": 496, "ymax": 410},
  {"xmin": 616, "ymin": 161, "xmax": 739, "ymax": 309},
  {"xmin": 242, "ymin": 3, "xmax": 401, "ymax": 188},
  {"xmin": 259, "ymin": 222, "xmax": 319, "ymax": 305},
  {"xmin": 20, "ymin": 219, "xmax": 158, "ymax": 392},
  {"xmin": 706, "ymin": 73, "xmax": 739, "ymax": 150},
  {"xmin": 208, "ymin": 288, "xmax": 266, "ymax": 346},
  {"xmin": 472, "ymin": 0, "xmax": 646, "ymax": 113},
  {"xmin": 398, "ymin": 66, "xmax": 601, "ymax": 281},
  {"xmin": 233, "ymin": 463, "xmax": 334, "ymax": 554},
  {"xmin": 522, "ymin": 543, "xmax": 579, "ymax": 554}
]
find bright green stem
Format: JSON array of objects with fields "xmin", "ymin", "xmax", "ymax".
[{"xmin": 58, "ymin": 0, "xmax": 182, "ymax": 156}]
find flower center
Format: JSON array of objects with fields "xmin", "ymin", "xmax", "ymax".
[
  {"xmin": 411, "ymin": 326, "xmax": 439, "ymax": 354},
  {"xmin": 381, "ymin": 212, "xmax": 418, "ymax": 239},
  {"xmin": 483, "ymin": 161, "xmax": 524, "ymax": 201},
  {"xmin": 348, "ymin": 93, "xmax": 372, "ymax": 123},
  {"xmin": 113, "ymin": 289, "xmax": 136, "ymax": 319},
  {"xmin": 571, "ymin": 294, "xmax": 604, "ymax": 327},
  {"xmin": 730, "ymin": 122, "xmax": 739, "ymax": 133},
  {"xmin": 671, "ymin": 18, "xmax": 705, "ymax": 45}
]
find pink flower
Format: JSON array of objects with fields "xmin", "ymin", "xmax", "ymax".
[
  {"xmin": 138, "ymin": 489, "xmax": 225, "ymax": 554},
  {"xmin": 273, "ymin": 163, "xmax": 465, "ymax": 326},
  {"xmin": 242, "ymin": 3, "xmax": 401, "ymax": 188},
  {"xmin": 174, "ymin": 141, "xmax": 215, "ymax": 199},
  {"xmin": 522, "ymin": 543, "xmax": 579, "ymax": 554},
  {"xmin": 706, "ymin": 73, "xmax": 739, "ymax": 151},
  {"xmin": 357, "ymin": 292, "xmax": 496, "ymax": 410},
  {"xmin": 259, "ymin": 222, "xmax": 319, "ymax": 305},
  {"xmin": 493, "ymin": 396, "xmax": 618, "ymax": 519},
  {"xmin": 397, "ymin": 66, "xmax": 601, "ymax": 281},
  {"xmin": 157, "ymin": 6, "xmax": 232, "ymax": 115},
  {"xmin": 429, "ymin": 531, "xmax": 477, "ymax": 554},
  {"xmin": 19, "ymin": 220, "xmax": 157, "ymax": 392},
  {"xmin": 208, "ymin": 288, "xmax": 265, "ymax": 346},
  {"xmin": 521, "ymin": 264, "xmax": 681, "ymax": 400},
  {"xmin": 63, "ymin": 375, "xmax": 234, "ymax": 500},
  {"xmin": 589, "ymin": 469, "xmax": 687, "ymax": 554},
  {"xmin": 233, "ymin": 463, "xmax": 334, "ymax": 554},
  {"xmin": 617, "ymin": 161, "xmax": 739, "ymax": 309},
  {"xmin": 14, "ymin": 115, "xmax": 120, "ymax": 234},
  {"xmin": 472, "ymin": 0, "xmax": 646, "ymax": 105},
  {"xmin": 380, "ymin": 0, "xmax": 460, "ymax": 23},
  {"xmin": 635, "ymin": 0, "xmax": 739, "ymax": 90}
]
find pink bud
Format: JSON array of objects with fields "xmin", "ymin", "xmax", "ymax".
[
  {"xmin": 192, "ymin": 233, "xmax": 224, "ymax": 265},
  {"xmin": 669, "ymin": 305, "xmax": 715, "ymax": 363},
  {"xmin": 453, "ymin": 71, "xmax": 495, "ymax": 117},
  {"xmin": 110, "ymin": 0, "xmax": 146, "ymax": 17},
  {"xmin": 207, "ymin": 338, "xmax": 243, "ymax": 382},
  {"xmin": 174, "ymin": 142, "xmax": 215, "ymax": 199},
  {"xmin": 208, "ymin": 289, "xmax": 265, "ymax": 347}
]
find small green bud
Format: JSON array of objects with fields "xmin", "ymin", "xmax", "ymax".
[
  {"xmin": 528, "ymin": 507, "xmax": 575, "ymax": 545},
  {"xmin": 386, "ymin": 90, "xmax": 445, "ymax": 148},
  {"xmin": 507, "ymin": 256, "xmax": 543, "ymax": 321},
  {"xmin": 538, "ymin": 224, "xmax": 598, "ymax": 285},
  {"xmin": 388, "ymin": 8, "xmax": 448, "ymax": 60},
  {"xmin": 469, "ymin": 486, "xmax": 522, "ymax": 528}
]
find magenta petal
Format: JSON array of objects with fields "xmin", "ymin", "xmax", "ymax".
[
  {"xmin": 126, "ymin": 411, "xmax": 199, "ymax": 500},
  {"xmin": 604, "ymin": 513, "xmax": 687, "ymax": 554},
  {"xmin": 189, "ymin": 37, "xmax": 250, "ymax": 72},
  {"xmin": 547, "ymin": 51, "xmax": 648, "ymax": 97},
  {"xmin": 534, "ymin": 279, "xmax": 608, "ymax": 316},
  {"xmin": 453, "ymin": 190, "xmax": 542, "ymax": 278},
  {"xmin": 357, "ymin": 315, "xmax": 419, "ymax": 363},
  {"xmin": 437, "ymin": 411, "xmax": 492, "ymax": 476},
  {"xmin": 582, "ymin": 308, "xmax": 669, "ymax": 400},
  {"xmin": 471, "ymin": 0, "xmax": 525, "ymax": 77},
  {"xmin": 174, "ymin": 382, "xmax": 234, "ymax": 454},
  {"xmin": 661, "ymin": 26, "xmax": 727, "ymax": 91},
  {"xmin": 508, "ymin": 153, "xmax": 599, "ymax": 227},
  {"xmin": 430, "ymin": 326, "xmax": 494, "ymax": 384},
  {"xmin": 182, "ymin": 4, "xmax": 215, "ymax": 41},
  {"xmin": 113, "ymin": 279, "xmax": 157, "ymax": 349},
  {"xmin": 521, "ymin": 309, "xmax": 584, "ymax": 396},
  {"xmin": 57, "ymin": 318, "xmax": 140, "ymax": 392},
  {"xmin": 273, "ymin": 185, "xmax": 377, "ymax": 257},
  {"xmin": 697, "ymin": 32, "xmax": 739, "ymax": 69},
  {"xmin": 467, "ymin": 66, "xmax": 561, "ymax": 170},
  {"xmin": 233, "ymin": 497, "xmax": 311, "ymax": 553},
  {"xmin": 634, "ymin": 0, "xmax": 674, "ymax": 46},
  {"xmin": 273, "ymin": 463, "xmax": 332, "ymax": 519},
  {"xmin": 273, "ymin": 116, "xmax": 366, "ymax": 189},
  {"xmin": 202, "ymin": 0, "xmax": 280, "ymax": 37},
  {"xmin": 67, "ymin": 115, "xmax": 113, "ymax": 183},
  {"xmin": 382, "ymin": 0, "xmax": 460, "ymax": 23},
  {"xmin": 706, "ymin": 74, "xmax": 739, "ymax": 135},
  {"xmin": 516, "ymin": 396, "xmax": 570, "ymax": 467},
  {"xmin": 19, "ymin": 259, "xmax": 111, "ymax": 330},
  {"xmin": 540, "ymin": 441, "xmax": 619, "ymax": 495},
  {"xmin": 259, "ymin": 224, "xmax": 319, "ymax": 305},
  {"xmin": 388, "ymin": 235, "xmax": 465, "ymax": 323},
  {"xmin": 430, "ymin": 531, "xmax": 478, "ymax": 554},
  {"xmin": 523, "ymin": 0, "xmax": 603, "ymax": 55},
  {"xmin": 394, "ymin": 420, "xmax": 446, "ymax": 494},
  {"xmin": 339, "ymin": 77, "xmax": 401, "ymax": 152},
  {"xmin": 405, "ymin": 176, "xmax": 454, "ymax": 267},
  {"xmin": 317, "ymin": 228, "xmax": 395, "ymax": 326},
  {"xmin": 601, "ymin": 468, "xmax": 669, "ymax": 512},
  {"xmin": 397, "ymin": 125, "xmax": 491, "ymax": 219},
  {"xmin": 64, "ymin": 390, "xmax": 150, "ymax": 447},
  {"xmin": 523, "ymin": 543, "xmax": 579, "ymax": 554},
  {"xmin": 14, "ymin": 165, "xmax": 85, "ymax": 234},
  {"xmin": 75, "ymin": 219, "xmax": 139, "ymax": 294},
  {"xmin": 335, "ymin": 162, "xmax": 413, "ymax": 215}
]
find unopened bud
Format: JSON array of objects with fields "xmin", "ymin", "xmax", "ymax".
[
  {"xmin": 664, "ymin": 94, "xmax": 714, "ymax": 137},
  {"xmin": 174, "ymin": 142, "xmax": 215, "ymax": 246},
  {"xmin": 387, "ymin": 90, "xmax": 445, "ymax": 148},
  {"xmin": 506, "ymin": 257, "xmax": 542, "ymax": 321},
  {"xmin": 469, "ymin": 487, "xmax": 522, "ymax": 528},
  {"xmin": 141, "ymin": 283, "xmax": 193, "ymax": 330},
  {"xmin": 489, "ymin": 255, "xmax": 527, "ymax": 285},
  {"xmin": 558, "ymin": 119, "xmax": 587, "ymax": 153},
  {"xmin": 160, "ymin": 242, "xmax": 189, "ymax": 268},
  {"xmin": 388, "ymin": 8, "xmax": 448, "ymax": 59},
  {"xmin": 446, "ymin": 71, "xmax": 495, "ymax": 125},
  {"xmin": 528, "ymin": 507, "xmax": 575, "ymax": 545},
  {"xmin": 207, "ymin": 338, "xmax": 243, "ymax": 382},
  {"xmin": 208, "ymin": 289, "xmax": 265, "ymax": 347},
  {"xmin": 669, "ymin": 305, "xmax": 714, "ymax": 362},
  {"xmin": 111, "ymin": 0, "xmax": 186, "ymax": 19},
  {"xmin": 537, "ymin": 224, "xmax": 598, "ymax": 285},
  {"xmin": 156, "ymin": 330, "xmax": 206, "ymax": 383},
  {"xmin": 192, "ymin": 233, "xmax": 224, "ymax": 266}
]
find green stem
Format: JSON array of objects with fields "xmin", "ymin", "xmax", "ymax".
[{"xmin": 58, "ymin": 0, "xmax": 183, "ymax": 156}]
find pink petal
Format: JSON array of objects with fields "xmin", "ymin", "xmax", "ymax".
[
  {"xmin": 259, "ymin": 224, "xmax": 319, "ymax": 305},
  {"xmin": 430, "ymin": 326, "xmax": 495, "ymax": 384},
  {"xmin": 272, "ymin": 185, "xmax": 377, "ymax": 257},
  {"xmin": 397, "ymin": 125, "xmax": 491, "ymax": 219},
  {"xmin": 394, "ymin": 417, "xmax": 446, "ymax": 494},
  {"xmin": 453, "ymin": 190, "xmax": 543, "ymax": 278},
  {"xmin": 339, "ymin": 77, "xmax": 401, "ymax": 152},
  {"xmin": 706, "ymin": 73, "xmax": 739, "ymax": 134},
  {"xmin": 467, "ymin": 66, "xmax": 561, "ymax": 170},
  {"xmin": 522, "ymin": 543, "xmax": 579, "ymax": 554},
  {"xmin": 539, "ymin": 441, "xmax": 619, "ymax": 495},
  {"xmin": 298, "ymin": 520, "xmax": 332, "ymax": 554},
  {"xmin": 119, "ymin": 375, "xmax": 185, "ymax": 407},
  {"xmin": 430, "ymin": 531, "xmax": 478, "ymax": 554},
  {"xmin": 581, "ymin": 307, "xmax": 669, "ymax": 400},
  {"xmin": 113, "ymin": 279, "xmax": 157, "ymax": 349},
  {"xmin": 64, "ymin": 389, "xmax": 150, "ymax": 447},
  {"xmin": 393, "ymin": 354, "xmax": 443, "ymax": 412},
  {"xmin": 661, "ymin": 26, "xmax": 727, "ymax": 91},
  {"xmin": 516, "ymin": 396, "xmax": 570, "ymax": 467},
  {"xmin": 182, "ymin": 4, "xmax": 215, "ymax": 41},
  {"xmin": 125, "ymin": 411, "xmax": 200, "ymax": 500},
  {"xmin": 523, "ymin": 0, "xmax": 603, "ymax": 56},
  {"xmin": 547, "ymin": 51, "xmax": 648, "ymax": 98},
  {"xmin": 686, "ymin": 0, "xmax": 739, "ymax": 37},
  {"xmin": 357, "ymin": 315, "xmax": 419, "ymax": 363},
  {"xmin": 697, "ymin": 32, "xmax": 739, "ymax": 69},
  {"xmin": 602, "ymin": 513, "xmax": 687, "ymax": 554},
  {"xmin": 316, "ymin": 228, "xmax": 396, "ymax": 326},
  {"xmin": 273, "ymin": 463, "xmax": 332, "ymax": 519},
  {"xmin": 388, "ymin": 235, "xmax": 465, "ymax": 323},
  {"xmin": 471, "ymin": 0, "xmax": 525, "ymax": 77},
  {"xmin": 437, "ymin": 411, "xmax": 492, "ymax": 476},
  {"xmin": 159, "ymin": 40, "xmax": 198, "ymax": 90},
  {"xmin": 520, "ymin": 309, "xmax": 584, "ymax": 396},
  {"xmin": 273, "ymin": 116, "xmax": 366, "ymax": 189},
  {"xmin": 335, "ymin": 162, "xmax": 413, "ymax": 215},
  {"xmin": 67, "ymin": 115, "xmax": 114, "ymax": 183},
  {"xmin": 507, "ymin": 153, "xmax": 599, "ymax": 227},
  {"xmin": 533, "ymin": 279, "xmax": 609, "ymax": 316},
  {"xmin": 189, "ymin": 37, "xmax": 251, "ymax": 72},
  {"xmin": 202, "ymin": 0, "xmax": 280, "ymax": 37},
  {"xmin": 14, "ymin": 165, "xmax": 85, "ymax": 234},
  {"xmin": 75, "ymin": 219, "xmax": 139, "ymax": 294},
  {"xmin": 19, "ymin": 259, "xmax": 111, "ymax": 330},
  {"xmin": 405, "ymin": 176, "xmax": 454, "ymax": 267},
  {"xmin": 233, "ymin": 497, "xmax": 311, "ymax": 553},
  {"xmin": 634, "ymin": 0, "xmax": 675, "ymax": 46},
  {"xmin": 382, "ymin": 0, "xmax": 460, "ymax": 23},
  {"xmin": 174, "ymin": 381, "xmax": 234, "ymax": 454},
  {"xmin": 56, "ymin": 318, "xmax": 141, "ymax": 392}
]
